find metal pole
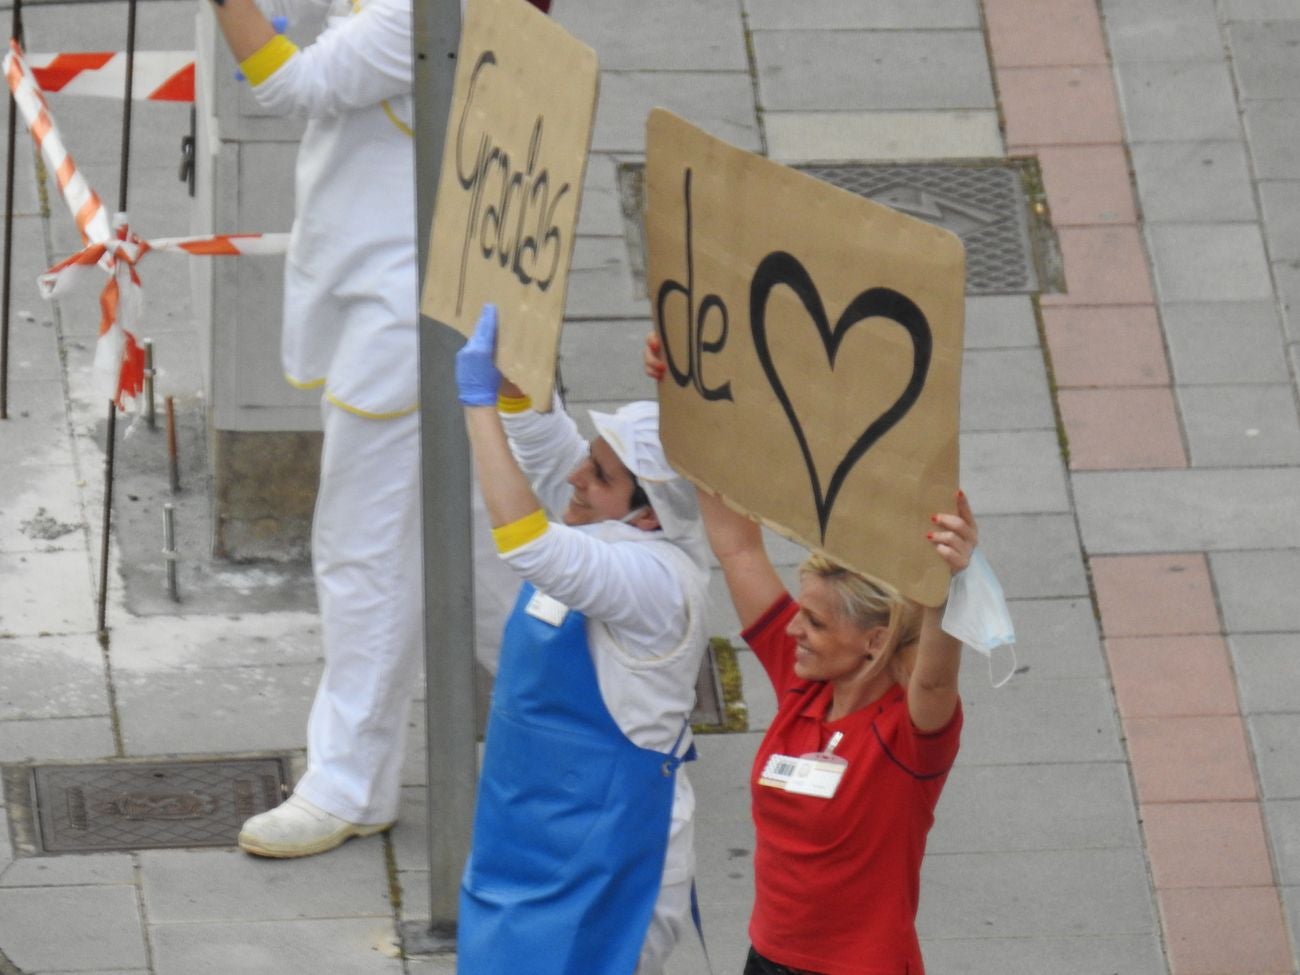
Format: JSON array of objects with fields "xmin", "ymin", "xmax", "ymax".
[
  {"xmin": 1, "ymin": 0, "xmax": 23, "ymax": 420},
  {"xmin": 142, "ymin": 338, "xmax": 155, "ymax": 429},
  {"xmin": 96, "ymin": 0, "xmax": 139, "ymax": 637},
  {"xmin": 408, "ymin": 0, "xmax": 476, "ymax": 954}
]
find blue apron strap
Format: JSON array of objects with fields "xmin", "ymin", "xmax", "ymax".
[
  {"xmin": 690, "ymin": 879, "xmax": 715, "ymax": 975},
  {"xmin": 661, "ymin": 718, "xmax": 697, "ymax": 775}
]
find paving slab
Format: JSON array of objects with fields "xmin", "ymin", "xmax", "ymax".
[
  {"xmin": 1211, "ymin": 550, "xmax": 1300, "ymax": 633},
  {"xmin": 1162, "ymin": 300, "xmax": 1291, "ymax": 385},
  {"xmin": 1145, "ymin": 223, "xmax": 1275, "ymax": 303},
  {"xmin": 149, "ymin": 918, "xmax": 403, "ymax": 975},
  {"xmin": 1258, "ymin": 180, "xmax": 1300, "ymax": 261},
  {"xmin": 0, "ymin": 885, "xmax": 147, "ymax": 972},
  {"xmin": 751, "ymin": 30, "xmax": 995, "ymax": 111},
  {"xmin": 1115, "ymin": 60, "xmax": 1242, "ymax": 144},
  {"xmin": 0, "ymin": 716, "xmax": 117, "ymax": 762},
  {"xmin": 553, "ymin": 0, "xmax": 746, "ymax": 70},
  {"xmin": 1229, "ymin": 634, "xmax": 1300, "ymax": 715},
  {"xmin": 1248, "ymin": 714, "xmax": 1300, "ymax": 799},
  {"xmin": 1221, "ymin": 0, "xmax": 1300, "ymax": 17},
  {"xmin": 0, "ymin": 634, "xmax": 110, "ymax": 720},
  {"xmin": 958, "ymin": 676, "xmax": 1124, "ymax": 765},
  {"xmin": 964, "ymin": 295, "xmax": 1039, "ymax": 349},
  {"xmin": 1227, "ymin": 20, "xmax": 1300, "ymax": 100},
  {"xmin": 1035, "ymin": 145, "xmax": 1137, "ymax": 226},
  {"xmin": 744, "ymin": 0, "xmax": 982, "ymax": 30},
  {"xmin": 0, "ymin": 852, "xmax": 136, "ymax": 888},
  {"xmin": 958, "ymin": 430, "xmax": 1070, "ymax": 514},
  {"xmin": 928, "ymin": 761, "xmax": 1140, "ymax": 853},
  {"xmin": 1278, "ymin": 258, "xmax": 1300, "ymax": 342},
  {"xmin": 1264, "ymin": 800, "xmax": 1300, "ymax": 886},
  {"xmin": 0, "ymin": 549, "xmax": 98, "ymax": 637},
  {"xmin": 563, "ymin": 235, "xmax": 654, "ymax": 319},
  {"xmin": 576, "ymin": 154, "xmax": 627, "ymax": 238},
  {"xmin": 1241, "ymin": 100, "xmax": 1300, "ymax": 180},
  {"xmin": 918, "ymin": 848, "xmax": 1156, "ymax": 938},
  {"xmin": 140, "ymin": 846, "xmax": 391, "ymax": 923},
  {"xmin": 1129, "ymin": 141, "xmax": 1258, "ymax": 224},
  {"xmin": 590, "ymin": 71, "xmax": 759, "ymax": 155},
  {"xmin": 0, "ymin": 463, "xmax": 87, "ymax": 555},
  {"xmin": 919, "ymin": 935, "xmax": 1165, "ymax": 975},
  {"xmin": 1074, "ymin": 469, "xmax": 1300, "ymax": 553},
  {"xmin": 113, "ymin": 662, "xmax": 319, "ymax": 755},
  {"xmin": 1178, "ymin": 383, "xmax": 1300, "ymax": 467},
  {"xmin": 1101, "ymin": 0, "xmax": 1226, "ymax": 62},
  {"xmin": 1002, "ymin": 597, "xmax": 1104, "ymax": 680},
  {"xmin": 559, "ymin": 318, "xmax": 657, "ymax": 402},
  {"xmin": 959, "ymin": 348, "xmax": 1056, "ymax": 432},
  {"xmin": 977, "ymin": 513, "xmax": 1088, "ymax": 599},
  {"xmin": 764, "ymin": 110, "xmax": 1004, "ymax": 164}
]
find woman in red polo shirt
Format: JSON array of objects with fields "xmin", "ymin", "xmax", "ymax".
[{"xmin": 697, "ymin": 486, "xmax": 974, "ymax": 975}]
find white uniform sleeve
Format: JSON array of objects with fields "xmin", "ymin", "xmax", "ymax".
[
  {"xmin": 500, "ymin": 398, "xmax": 587, "ymax": 517},
  {"xmin": 250, "ymin": 0, "xmax": 413, "ymax": 118}
]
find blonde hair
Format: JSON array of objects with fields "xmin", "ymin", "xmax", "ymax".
[{"xmin": 798, "ymin": 553, "xmax": 923, "ymax": 683}]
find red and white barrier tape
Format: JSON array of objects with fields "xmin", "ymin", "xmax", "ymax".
[
  {"xmin": 26, "ymin": 51, "xmax": 194, "ymax": 102},
  {"xmin": 4, "ymin": 38, "xmax": 111, "ymax": 244}
]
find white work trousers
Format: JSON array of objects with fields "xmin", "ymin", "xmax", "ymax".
[{"xmin": 295, "ymin": 401, "xmax": 513, "ymax": 824}]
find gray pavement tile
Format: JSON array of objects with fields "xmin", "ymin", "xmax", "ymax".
[
  {"xmin": 553, "ymin": 0, "xmax": 747, "ymax": 70},
  {"xmin": 140, "ymin": 845, "xmax": 392, "ymax": 922},
  {"xmin": 1272, "ymin": 801, "xmax": 1300, "ymax": 885},
  {"xmin": 1231, "ymin": 633, "xmax": 1300, "ymax": 715},
  {"xmin": 149, "ymin": 918, "xmax": 404, "ymax": 975},
  {"xmin": 959, "ymin": 348, "xmax": 1056, "ymax": 432},
  {"xmin": 0, "ymin": 852, "xmax": 135, "ymax": 887},
  {"xmin": 113, "ymin": 662, "xmax": 318, "ymax": 755},
  {"xmin": 978, "ymin": 514, "xmax": 1088, "ymax": 599},
  {"xmin": 735, "ymin": 646, "xmax": 778, "ymax": 731},
  {"xmin": 563, "ymin": 235, "xmax": 653, "ymax": 320},
  {"xmin": 0, "ymin": 379, "xmax": 77, "ymax": 472},
  {"xmin": 0, "ymin": 808, "xmax": 10, "ymax": 866},
  {"xmin": 0, "ymin": 634, "xmax": 109, "ymax": 720},
  {"xmin": 1101, "ymin": 0, "xmax": 1226, "ymax": 62},
  {"xmin": 1222, "ymin": 0, "xmax": 1300, "ymax": 17},
  {"xmin": 0, "ymin": 549, "xmax": 98, "ymax": 636},
  {"xmin": 389, "ymin": 786, "xmax": 432, "ymax": 874},
  {"xmin": 956, "ymin": 677, "xmax": 1124, "ymax": 765},
  {"xmin": 1228, "ymin": 21, "xmax": 1300, "ymax": 100},
  {"xmin": 0, "ymin": 463, "xmax": 85, "ymax": 555},
  {"xmin": 928, "ymin": 761, "xmax": 1141, "ymax": 854},
  {"xmin": 917, "ymin": 848, "xmax": 1156, "ymax": 938},
  {"xmin": 591, "ymin": 72, "xmax": 760, "ymax": 156},
  {"xmin": 1001, "ymin": 597, "xmax": 1105, "ymax": 681},
  {"xmin": 1279, "ymin": 259, "xmax": 1300, "ymax": 343},
  {"xmin": 1162, "ymin": 300, "xmax": 1290, "ymax": 384},
  {"xmin": 959, "ymin": 430, "xmax": 1070, "ymax": 515},
  {"xmin": 4, "ymin": 317, "xmax": 63, "ymax": 383},
  {"xmin": 765, "ymin": 109, "xmax": 1004, "ymax": 164},
  {"xmin": 107, "ymin": 612, "xmax": 322, "ymax": 672},
  {"xmin": 1130, "ymin": 141, "xmax": 1259, "ymax": 224},
  {"xmin": 560, "ymin": 318, "xmax": 658, "ymax": 402},
  {"xmin": 0, "ymin": 884, "xmax": 147, "ymax": 971},
  {"xmin": 1178, "ymin": 383, "xmax": 1300, "ymax": 467},
  {"xmin": 1242, "ymin": 99, "xmax": 1300, "ymax": 180},
  {"xmin": 0, "ymin": 716, "xmax": 116, "ymax": 762},
  {"xmin": 1259, "ymin": 180, "xmax": 1300, "ymax": 261},
  {"xmin": 1248, "ymin": 713, "xmax": 1300, "ymax": 798},
  {"xmin": 1075, "ymin": 470, "xmax": 1300, "ymax": 554},
  {"xmin": 920, "ymin": 935, "xmax": 1166, "ymax": 975},
  {"xmin": 1212, "ymin": 549, "xmax": 1300, "ymax": 633},
  {"xmin": 752, "ymin": 30, "xmax": 995, "ymax": 112},
  {"xmin": 744, "ymin": 0, "xmax": 982, "ymax": 29},
  {"xmin": 1145, "ymin": 223, "xmax": 1275, "ymax": 303},
  {"xmin": 1115, "ymin": 61, "xmax": 1242, "ymax": 143},
  {"xmin": 577, "ymin": 154, "xmax": 628, "ymax": 239},
  {"xmin": 965, "ymin": 295, "xmax": 1040, "ymax": 350},
  {"xmin": 23, "ymin": 0, "xmax": 194, "ymax": 50}
]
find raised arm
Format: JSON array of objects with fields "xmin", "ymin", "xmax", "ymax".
[
  {"xmin": 908, "ymin": 490, "xmax": 977, "ymax": 732},
  {"xmin": 696, "ymin": 489, "xmax": 785, "ymax": 630}
]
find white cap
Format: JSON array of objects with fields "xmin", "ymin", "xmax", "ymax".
[{"xmin": 589, "ymin": 401, "xmax": 708, "ymax": 568}]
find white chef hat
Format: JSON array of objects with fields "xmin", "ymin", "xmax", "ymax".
[{"xmin": 589, "ymin": 401, "xmax": 708, "ymax": 568}]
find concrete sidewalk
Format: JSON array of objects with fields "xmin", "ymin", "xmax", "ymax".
[{"xmin": 3, "ymin": 0, "xmax": 1300, "ymax": 972}]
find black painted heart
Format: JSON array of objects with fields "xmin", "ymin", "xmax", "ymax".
[{"xmin": 749, "ymin": 251, "xmax": 933, "ymax": 541}]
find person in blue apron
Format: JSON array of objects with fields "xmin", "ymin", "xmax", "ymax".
[{"xmin": 454, "ymin": 305, "xmax": 712, "ymax": 974}]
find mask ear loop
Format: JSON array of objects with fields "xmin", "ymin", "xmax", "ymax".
[
  {"xmin": 988, "ymin": 642, "xmax": 1018, "ymax": 689},
  {"xmin": 618, "ymin": 505, "xmax": 650, "ymax": 525}
]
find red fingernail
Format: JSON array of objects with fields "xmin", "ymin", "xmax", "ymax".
[
  {"xmin": 958, "ymin": 489, "xmax": 966, "ymax": 500},
  {"xmin": 926, "ymin": 532, "xmax": 934, "ymax": 540},
  {"xmin": 930, "ymin": 515, "xmax": 939, "ymax": 524}
]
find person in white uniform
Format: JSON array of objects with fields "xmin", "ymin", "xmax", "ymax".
[
  {"xmin": 455, "ymin": 305, "xmax": 710, "ymax": 974},
  {"xmin": 208, "ymin": 0, "xmax": 517, "ymax": 856}
]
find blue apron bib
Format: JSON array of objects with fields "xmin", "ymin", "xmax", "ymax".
[{"xmin": 458, "ymin": 583, "xmax": 690, "ymax": 975}]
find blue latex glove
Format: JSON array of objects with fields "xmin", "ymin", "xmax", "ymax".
[{"xmin": 456, "ymin": 304, "xmax": 503, "ymax": 406}]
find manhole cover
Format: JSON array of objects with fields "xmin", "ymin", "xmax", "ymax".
[
  {"xmin": 618, "ymin": 159, "xmax": 1052, "ymax": 296},
  {"xmin": 6, "ymin": 757, "xmax": 289, "ymax": 854}
]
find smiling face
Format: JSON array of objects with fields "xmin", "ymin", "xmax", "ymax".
[
  {"xmin": 787, "ymin": 573, "xmax": 887, "ymax": 685},
  {"xmin": 562, "ymin": 436, "xmax": 639, "ymax": 527}
]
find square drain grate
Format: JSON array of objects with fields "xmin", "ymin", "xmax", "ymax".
[
  {"xmin": 618, "ymin": 158, "xmax": 1053, "ymax": 296},
  {"xmin": 4, "ymin": 757, "xmax": 289, "ymax": 855}
]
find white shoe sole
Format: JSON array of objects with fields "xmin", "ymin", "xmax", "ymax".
[{"xmin": 238, "ymin": 820, "xmax": 393, "ymax": 859}]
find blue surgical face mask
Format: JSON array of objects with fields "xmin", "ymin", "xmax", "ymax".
[{"xmin": 941, "ymin": 549, "xmax": 1018, "ymax": 688}]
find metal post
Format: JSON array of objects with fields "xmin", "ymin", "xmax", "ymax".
[
  {"xmin": 142, "ymin": 338, "xmax": 155, "ymax": 429},
  {"xmin": 162, "ymin": 502, "xmax": 178, "ymax": 602},
  {"xmin": 407, "ymin": 0, "xmax": 476, "ymax": 954},
  {"xmin": 165, "ymin": 395, "xmax": 179, "ymax": 493},
  {"xmin": 1, "ymin": 0, "xmax": 22, "ymax": 420}
]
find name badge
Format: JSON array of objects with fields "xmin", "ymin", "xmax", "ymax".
[
  {"xmin": 758, "ymin": 752, "xmax": 847, "ymax": 800},
  {"xmin": 525, "ymin": 590, "xmax": 569, "ymax": 627}
]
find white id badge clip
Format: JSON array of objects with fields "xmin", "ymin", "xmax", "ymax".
[
  {"xmin": 525, "ymin": 590, "xmax": 568, "ymax": 627},
  {"xmin": 759, "ymin": 732, "xmax": 848, "ymax": 799}
]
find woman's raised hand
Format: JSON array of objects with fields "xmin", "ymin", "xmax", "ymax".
[
  {"xmin": 644, "ymin": 332, "xmax": 667, "ymax": 383},
  {"xmin": 927, "ymin": 490, "xmax": 978, "ymax": 576}
]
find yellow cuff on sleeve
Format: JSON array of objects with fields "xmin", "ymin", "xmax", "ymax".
[
  {"xmin": 491, "ymin": 508, "xmax": 549, "ymax": 554},
  {"xmin": 240, "ymin": 34, "xmax": 299, "ymax": 87},
  {"xmin": 497, "ymin": 393, "xmax": 532, "ymax": 414}
]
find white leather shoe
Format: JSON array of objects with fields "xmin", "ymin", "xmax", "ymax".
[{"xmin": 238, "ymin": 794, "xmax": 392, "ymax": 858}]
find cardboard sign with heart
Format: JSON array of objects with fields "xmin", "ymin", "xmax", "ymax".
[
  {"xmin": 420, "ymin": 0, "xmax": 598, "ymax": 409},
  {"xmin": 645, "ymin": 110, "xmax": 965, "ymax": 606}
]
